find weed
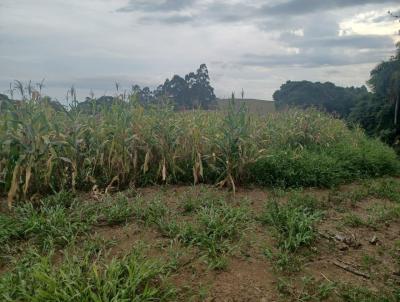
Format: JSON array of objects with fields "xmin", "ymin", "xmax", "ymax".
[
  {"xmin": 0, "ymin": 247, "xmax": 176, "ymax": 302},
  {"xmin": 99, "ymin": 193, "xmax": 134, "ymax": 226},
  {"xmin": 40, "ymin": 191, "xmax": 76, "ymax": 209},
  {"xmin": 0, "ymin": 197, "xmax": 91, "ymax": 253},
  {"xmin": 276, "ymin": 276, "xmax": 336, "ymax": 301},
  {"xmin": 328, "ymin": 187, "xmax": 369, "ymax": 207},
  {"xmin": 190, "ymin": 204, "xmax": 248, "ymax": 268},
  {"xmin": 180, "ymin": 189, "xmax": 225, "ymax": 214},
  {"xmin": 260, "ymin": 200, "xmax": 321, "ymax": 252},
  {"xmin": 158, "ymin": 201, "xmax": 249, "ymax": 269},
  {"xmin": 364, "ymin": 178, "xmax": 400, "ymax": 203},
  {"xmin": 287, "ymin": 193, "xmax": 324, "ymax": 213},
  {"xmin": 342, "ymin": 213, "xmax": 366, "ymax": 227},
  {"xmin": 264, "ymin": 248, "xmax": 302, "ymax": 273},
  {"xmin": 361, "ymin": 253, "xmax": 379, "ymax": 272},
  {"xmin": 339, "ymin": 284, "xmax": 400, "ymax": 302},
  {"xmin": 134, "ymin": 197, "xmax": 169, "ymax": 225}
]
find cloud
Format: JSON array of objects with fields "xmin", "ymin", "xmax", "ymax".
[
  {"xmin": 140, "ymin": 14, "xmax": 194, "ymax": 24},
  {"xmin": 1, "ymin": 0, "xmax": 399, "ymax": 101},
  {"xmin": 262, "ymin": 0, "xmax": 399, "ymax": 16},
  {"xmin": 239, "ymin": 48, "xmax": 392, "ymax": 68},
  {"xmin": 279, "ymin": 33, "xmax": 394, "ymax": 49},
  {"xmin": 117, "ymin": 0, "xmax": 196, "ymax": 12}
]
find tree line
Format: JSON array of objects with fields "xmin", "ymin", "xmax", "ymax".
[
  {"xmin": 0, "ymin": 64, "xmax": 217, "ymax": 113},
  {"xmin": 79, "ymin": 63, "xmax": 216, "ymax": 111},
  {"xmin": 273, "ymin": 42, "xmax": 400, "ymax": 150}
]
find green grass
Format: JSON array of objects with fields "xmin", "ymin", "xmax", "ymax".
[
  {"xmin": 329, "ymin": 178, "xmax": 400, "ymax": 208},
  {"xmin": 158, "ymin": 200, "xmax": 249, "ymax": 270},
  {"xmin": 0, "ymin": 192, "xmax": 91, "ymax": 253},
  {"xmin": 0, "ymin": 247, "xmax": 176, "ymax": 302},
  {"xmin": 276, "ymin": 276, "xmax": 336, "ymax": 301},
  {"xmin": 1, "ymin": 181, "xmax": 400, "ymax": 301},
  {"xmin": 260, "ymin": 195, "xmax": 322, "ymax": 272},
  {"xmin": 342, "ymin": 203, "xmax": 400, "ymax": 228},
  {"xmin": 94, "ymin": 193, "xmax": 135, "ymax": 226},
  {"xmin": 276, "ymin": 278, "xmax": 400, "ymax": 302},
  {"xmin": 342, "ymin": 213, "xmax": 366, "ymax": 227},
  {"xmin": 248, "ymin": 140, "xmax": 400, "ymax": 188},
  {"xmin": 260, "ymin": 199, "xmax": 321, "ymax": 252},
  {"xmin": 339, "ymin": 284, "xmax": 400, "ymax": 302}
]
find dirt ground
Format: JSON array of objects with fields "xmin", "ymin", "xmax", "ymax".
[{"xmin": 1, "ymin": 179, "xmax": 400, "ymax": 301}]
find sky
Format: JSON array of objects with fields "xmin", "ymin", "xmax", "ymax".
[{"xmin": 0, "ymin": 0, "xmax": 399, "ymax": 102}]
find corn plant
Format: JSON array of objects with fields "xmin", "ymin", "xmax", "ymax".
[{"xmin": 0, "ymin": 91, "xmax": 399, "ymax": 208}]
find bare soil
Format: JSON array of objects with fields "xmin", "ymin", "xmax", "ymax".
[{"xmin": 1, "ymin": 180, "xmax": 400, "ymax": 301}]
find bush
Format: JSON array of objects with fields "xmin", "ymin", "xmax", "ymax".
[{"xmin": 248, "ymin": 137, "xmax": 399, "ymax": 188}]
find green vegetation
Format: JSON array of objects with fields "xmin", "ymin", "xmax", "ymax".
[
  {"xmin": 273, "ymin": 80, "xmax": 368, "ymax": 117},
  {"xmin": 1, "ymin": 96, "xmax": 398, "ymax": 208},
  {"xmin": 175, "ymin": 202, "xmax": 249, "ymax": 269},
  {"xmin": 247, "ymin": 110, "xmax": 399, "ymax": 188},
  {"xmin": 0, "ymin": 180, "xmax": 399, "ymax": 301},
  {"xmin": 217, "ymin": 98, "xmax": 275, "ymax": 115},
  {"xmin": 274, "ymin": 43, "xmax": 400, "ymax": 150},
  {"xmin": 276, "ymin": 276, "xmax": 336, "ymax": 301},
  {"xmin": 77, "ymin": 64, "xmax": 216, "ymax": 111},
  {"xmin": 1, "ymin": 49, "xmax": 400, "ymax": 299},
  {"xmin": 148, "ymin": 195, "xmax": 249, "ymax": 269},
  {"xmin": 261, "ymin": 199, "xmax": 321, "ymax": 252},
  {"xmin": 0, "ymin": 192, "xmax": 91, "ymax": 254},
  {"xmin": 261, "ymin": 195, "xmax": 322, "ymax": 271},
  {"xmin": 0, "ymin": 247, "xmax": 175, "ymax": 302},
  {"xmin": 338, "ymin": 284, "xmax": 400, "ymax": 302},
  {"xmin": 328, "ymin": 177, "xmax": 400, "ymax": 207}
]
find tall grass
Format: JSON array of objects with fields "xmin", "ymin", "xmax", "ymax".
[{"xmin": 0, "ymin": 98, "xmax": 399, "ymax": 207}]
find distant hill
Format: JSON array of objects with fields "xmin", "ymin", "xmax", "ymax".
[{"xmin": 217, "ymin": 98, "xmax": 275, "ymax": 115}]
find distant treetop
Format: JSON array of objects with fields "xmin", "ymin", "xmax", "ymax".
[{"xmin": 273, "ymin": 80, "xmax": 369, "ymax": 117}]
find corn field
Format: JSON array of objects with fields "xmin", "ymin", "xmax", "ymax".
[{"xmin": 0, "ymin": 98, "xmax": 399, "ymax": 208}]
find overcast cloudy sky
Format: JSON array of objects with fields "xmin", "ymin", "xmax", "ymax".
[{"xmin": 1, "ymin": 0, "xmax": 399, "ymax": 101}]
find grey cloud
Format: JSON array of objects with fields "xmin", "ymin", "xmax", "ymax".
[
  {"xmin": 140, "ymin": 14, "xmax": 194, "ymax": 24},
  {"xmin": 2, "ymin": 0, "xmax": 399, "ymax": 101},
  {"xmin": 115, "ymin": 0, "xmax": 400, "ymax": 32},
  {"xmin": 239, "ymin": 48, "xmax": 392, "ymax": 68},
  {"xmin": 117, "ymin": 1, "xmax": 260, "ymax": 25},
  {"xmin": 279, "ymin": 32, "xmax": 394, "ymax": 49},
  {"xmin": 117, "ymin": 0, "xmax": 196, "ymax": 12},
  {"xmin": 262, "ymin": 0, "xmax": 399, "ymax": 16}
]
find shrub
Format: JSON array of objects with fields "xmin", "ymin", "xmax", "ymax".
[{"xmin": 248, "ymin": 137, "xmax": 399, "ymax": 188}]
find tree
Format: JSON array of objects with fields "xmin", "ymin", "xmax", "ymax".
[
  {"xmin": 187, "ymin": 64, "xmax": 216, "ymax": 109},
  {"xmin": 349, "ymin": 43, "xmax": 400, "ymax": 147},
  {"xmin": 367, "ymin": 42, "xmax": 400, "ymax": 125},
  {"xmin": 161, "ymin": 75, "xmax": 189, "ymax": 109},
  {"xmin": 273, "ymin": 80, "xmax": 368, "ymax": 117},
  {"xmin": 71, "ymin": 64, "xmax": 216, "ymax": 111},
  {"xmin": 159, "ymin": 63, "xmax": 216, "ymax": 110},
  {"xmin": 0, "ymin": 93, "xmax": 10, "ymax": 113}
]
